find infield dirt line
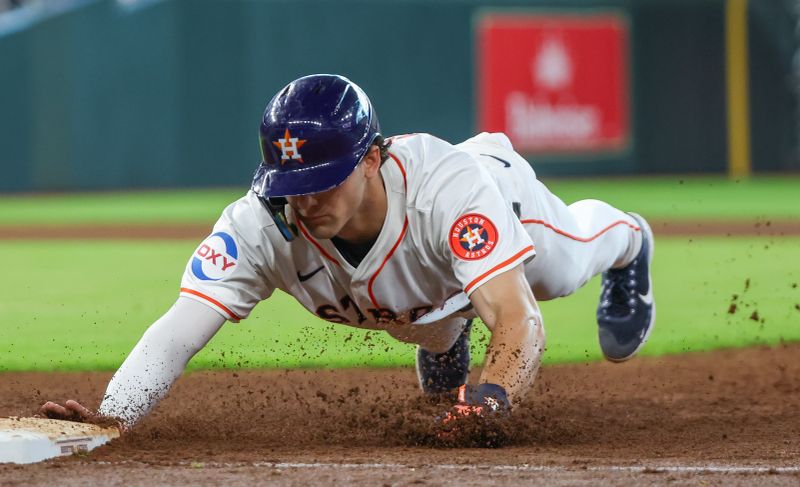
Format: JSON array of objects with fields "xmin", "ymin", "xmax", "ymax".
[{"xmin": 112, "ymin": 461, "xmax": 800, "ymax": 474}]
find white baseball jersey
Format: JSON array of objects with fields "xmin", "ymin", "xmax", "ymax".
[
  {"xmin": 180, "ymin": 132, "xmax": 642, "ymax": 330},
  {"xmin": 179, "ymin": 132, "xmax": 540, "ymax": 329}
]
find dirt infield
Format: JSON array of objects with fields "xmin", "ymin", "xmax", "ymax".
[
  {"xmin": 1, "ymin": 218, "xmax": 799, "ymax": 240},
  {"xmin": 2, "ymin": 344, "xmax": 798, "ymax": 485},
  {"xmin": 2, "ymin": 219, "xmax": 798, "ymax": 484}
]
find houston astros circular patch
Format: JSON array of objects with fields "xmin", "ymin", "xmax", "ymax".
[{"xmin": 449, "ymin": 213, "xmax": 498, "ymax": 260}]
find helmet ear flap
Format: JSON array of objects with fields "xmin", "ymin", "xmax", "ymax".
[
  {"xmin": 257, "ymin": 194, "xmax": 298, "ymax": 242},
  {"xmin": 251, "ymin": 165, "xmax": 298, "ymax": 242}
]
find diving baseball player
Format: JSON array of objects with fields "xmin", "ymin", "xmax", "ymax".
[{"xmin": 42, "ymin": 74, "xmax": 655, "ymax": 431}]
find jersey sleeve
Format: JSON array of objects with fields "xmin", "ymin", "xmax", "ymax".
[
  {"xmin": 179, "ymin": 198, "xmax": 275, "ymax": 322},
  {"xmin": 429, "ymin": 150, "xmax": 536, "ymax": 296}
]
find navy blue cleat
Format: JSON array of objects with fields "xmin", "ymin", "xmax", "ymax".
[
  {"xmin": 416, "ymin": 320, "xmax": 472, "ymax": 393},
  {"xmin": 597, "ymin": 213, "xmax": 655, "ymax": 362}
]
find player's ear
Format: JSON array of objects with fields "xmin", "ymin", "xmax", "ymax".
[{"xmin": 362, "ymin": 145, "xmax": 382, "ymax": 177}]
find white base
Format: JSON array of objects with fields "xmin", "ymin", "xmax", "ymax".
[{"xmin": 0, "ymin": 417, "xmax": 119, "ymax": 464}]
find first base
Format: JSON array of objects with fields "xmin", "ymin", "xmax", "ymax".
[{"xmin": 0, "ymin": 417, "xmax": 119, "ymax": 464}]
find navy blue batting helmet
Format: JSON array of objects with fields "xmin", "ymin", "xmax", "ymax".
[{"xmin": 251, "ymin": 74, "xmax": 382, "ymax": 199}]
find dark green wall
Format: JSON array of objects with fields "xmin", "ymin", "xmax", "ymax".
[
  {"xmin": 0, "ymin": 0, "xmax": 182, "ymax": 191},
  {"xmin": 0, "ymin": 0, "xmax": 796, "ymax": 192},
  {"xmin": 0, "ymin": 29, "xmax": 31, "ymax": 192},
  {"xmin": 633, "ymin": 0, "xmax": 727, "ymax": 174},
  {"xmin": 748, "ymin": 0, "xmax": 799, "ymax": 172}
]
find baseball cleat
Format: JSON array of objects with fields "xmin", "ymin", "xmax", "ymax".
[
  {"xmin": 596, "ymin": 213, "xmax": 655, "ymax": 362},
  {"xmin": 416, "ymin": 320, "xmax": 472, "ymax": 394}
]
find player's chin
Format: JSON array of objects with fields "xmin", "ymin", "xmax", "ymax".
[{"xmin": 302, "ymin": 217, "xmax": 340, "ymax": 240}]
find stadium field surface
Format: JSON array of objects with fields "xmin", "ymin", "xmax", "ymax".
[
  {"xmin": 1, "ymin": 177, "xmax": 797, "ymax": 372},
  {"xmin": 0, "ymin": 176, "xmax": 798, "ymax": 226}
]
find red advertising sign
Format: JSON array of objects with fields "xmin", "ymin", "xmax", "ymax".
[{"xmin": 477, "ymin": 13, "xmax": 630, "ymax": 154}]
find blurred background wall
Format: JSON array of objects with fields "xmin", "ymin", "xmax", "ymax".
[{"xmin": 0, "ymin": 0, "xmax": 797, "ymax": 192}]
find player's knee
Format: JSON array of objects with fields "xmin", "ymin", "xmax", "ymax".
[
  {"xmin": 532, "ymin": 269, "xmax": 585, "ymax": 300},
  {"xmin": 384, "ymin": 319, "xmax": 465, "ymax": 353},
  {"xmin": 531, "ymin": 283, "xmax": 559, "ymax": 301},
  {"xmin": 568, "ymin": 198, "xmax": 606, "ymax": 213}
]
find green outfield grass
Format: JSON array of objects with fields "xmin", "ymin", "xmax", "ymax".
[
  {"xmin": 1, "ymin": 237, "xmax": 798, "ymax": 371},
  {"xmin": 0, "ymin": 176, "xmax": 798, "ymax": 226}
]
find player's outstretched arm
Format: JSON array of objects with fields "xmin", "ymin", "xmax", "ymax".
[
  {"xmin": 468, "ymin": 264, "xmax": 545, "ymax": 407},
  {"xmin": 41, "ymin": 297, "xmax": 225, "ymax": 430}
]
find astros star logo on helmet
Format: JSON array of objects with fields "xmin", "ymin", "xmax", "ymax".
[{"xmin": 272, "ymin": 128, "xmax": 306, "ymax": 164}]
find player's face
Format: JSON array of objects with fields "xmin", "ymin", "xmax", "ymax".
[
  {"xmin": 287, "ymin": 166, "xmax": 366, "ymax": 239},
  {"xmin": 287, "ymin": 146, "xmax": 382, "ymax": 241}
]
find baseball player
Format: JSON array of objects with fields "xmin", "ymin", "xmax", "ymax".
[{"xmin": 42, "ymin": 74, "xmax": 654, "ymax": 433}]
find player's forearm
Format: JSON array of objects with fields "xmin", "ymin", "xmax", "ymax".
[
  {"xmin": 98, "ymin": 298, "xmax": 225, "ymax": 426},
  {"xmin": 479, "ymin": 310, "xmax": 545, "ymax": 405},
  {"xmin": 98, "ymin": 334, "xmax": 189, "ymax": 427}
]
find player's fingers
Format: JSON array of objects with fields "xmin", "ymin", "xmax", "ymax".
[
  {"xmin": 63, "ymin": 399, "xmax": 127, "ymax": 433},
  {"xmin": 64, "ymin": 400, "xmax": 93, "ymax": 419},
  {"xmin": 442, "ymin": 404, "xmax": 482, "ymax": 424},
  {"xmin": 39, "ymin": 401, "xmax": 69, "ymax": 419}
]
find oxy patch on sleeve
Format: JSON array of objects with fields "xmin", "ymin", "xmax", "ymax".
[
  {"xmin": 448, "ymin": 213, "xmax": 499, "ymax": 261},
  {"xmin": 190, "ymin": 231, "xmax": 239, "ymax": 281}
]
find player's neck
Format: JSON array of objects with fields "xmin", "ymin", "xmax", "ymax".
[{"xmin": 335, "ymin": 174, "xmax": 387, "ymax": 244}]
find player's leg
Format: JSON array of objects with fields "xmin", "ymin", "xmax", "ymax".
[
  {"xmin": 460, "ymin": 133, "xmax": 654, "ymax": 361},
  {"xmin": 457, "ymin": 133, "xmax": 643, "ymax": 300},
  {"xmin": 596, "ymin": 212, "xmax": 654, "ymax": 362},
  {"xmin": 521, "ymin": 189, "xmax": 655, "ymax": 362},
  {"xmin": 520, "ymin": 195, "xmax": 642, "ymax": 299},
  {"xmin": 384, "ymin": 317, "xmax": 471, "ymax": 393},
  {"xmin": 416, "ymin": 320, "xmax": 472, "ymax": 393}
]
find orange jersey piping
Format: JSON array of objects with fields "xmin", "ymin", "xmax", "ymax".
[
  {"xmin": 520, "ymin": 219, "xmax": 640, "ymax": 242},
  {"xmin": 366, "ymin": 216, "xmax": 409, "ymax": 309},
  {"xmin": 297, "ymin": 220, "xmax": 341, "ymax": 266},
  {"xmin": 180, "ymin": 287, "xmax": 241, "ymax": 321},
  {"xmin": 365, "ymin": 151, "xmax": 410, "ymax": 308},
  {"xmin": 387, "ymin": 152, "xmax": 408, "ymax": 190},
  {"xmin": 464, "ymin": 245, "xmax": 535, "ymax": 294}
]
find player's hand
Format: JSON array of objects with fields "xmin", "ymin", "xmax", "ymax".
[
  {"xmin": 440, "ymin": 383, "xmax": 511, "ymax": 424},
  {"xmin": 38, "ymin": 400, "xmax": 126, "ymax": 433},
  {"xmin": 436, "ymin": 383, "xmax": 511, "ymax": 445}
]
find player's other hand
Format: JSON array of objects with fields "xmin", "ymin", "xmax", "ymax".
[
  {"xmin": 436, "ymin": 383, "xmax": 511, "ymax": 446},
  {"xmin": 443, "ymin": 383, "xmax": 510, "ymax": 420},
  {"xmin": 39, "ymin": 400, "xmax": 125, "ymax": 433}
]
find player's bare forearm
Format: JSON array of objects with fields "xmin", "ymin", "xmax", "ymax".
[
  {"xmin": 469, "ymin": 264, "xmax": 545, "ymax": 405},
  {"xmin": 479, "ymin": 311, "xmax": 544, "ymax": 405}
]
